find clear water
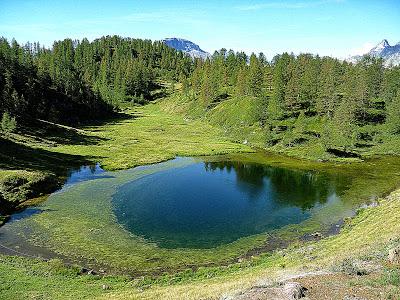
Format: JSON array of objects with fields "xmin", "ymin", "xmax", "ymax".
[{"xmin": 112, "ymin": 159, "xmax": 347, "ymax": 248}]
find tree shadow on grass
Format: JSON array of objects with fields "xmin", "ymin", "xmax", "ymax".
[
  {"xmin": 19, "ymin": 110, "xmax": 139, "ymax": 147},
  {"xmin": 0, "ymin": 137, "xmax": 98, "ymax": 177},
  {"xmin": 19, "ymin": 119, "xmax": 107, "ymax": 147},
  {"xmin": 74, "ymin": 110, "xmax": 140, "ymax": 132}
]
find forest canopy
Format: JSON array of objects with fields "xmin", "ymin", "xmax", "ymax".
[
  {"xmin": 182, "ymin": 49, "xmax": 400, "ymax": 154},
  {"xmin": 0, "ymin": 35, "xmax": 192, "ymax": 125}
]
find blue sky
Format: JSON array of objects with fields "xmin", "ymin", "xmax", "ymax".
[{"xmin": 0, "ymin": 0, "xmax": 399, "ymax": 58}]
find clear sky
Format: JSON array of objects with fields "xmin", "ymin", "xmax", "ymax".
[{"xmin": 0, "ymin": 0, "xmax": 399, "ymax": 59}]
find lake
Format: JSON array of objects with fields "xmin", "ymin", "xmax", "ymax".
[
  {"xmin": 113, "ymin": 159, "xmax": 346, "ymax": 248},
  {"xmin": 1, "ymin": 153, "xmax": 399, "ymax": 272}
]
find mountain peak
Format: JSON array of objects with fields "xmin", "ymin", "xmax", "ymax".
[
  {"xmin": 376, "ymin": 39, "xmax": 390, "ymax": 49},
  {"xmin": 162, "ymin": 37, "xmax": 210, "ymax": 60},
  {"xmin": 348, "ymin": 39, "xmax": 400, "ymax": 67}
]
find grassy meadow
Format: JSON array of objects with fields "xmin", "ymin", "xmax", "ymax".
[{"xmin": 1, "ymin": 98, "xmax": 400, "ymax": 299}]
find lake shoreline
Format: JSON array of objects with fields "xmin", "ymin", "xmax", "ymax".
[{"xmin": 1, "ymin": 152, "xmax": 400, "ymax": 278}]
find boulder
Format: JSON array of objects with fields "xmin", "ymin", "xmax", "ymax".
[
  {"xmin": 310, "ymin": 232, "xmax": 322, "ymax": 238},
  {"xmin": 224, "ymin": 281, "xmax": 307, "ymax": 300},
  {"xmin": 281, "ymin": 282, "xmax": 307, "ymax": 299},
  {"xmin": 388, "ymin": 246, "xmax": 400, "ymax": 264},
  {"xmin": 79, "ymin": 267, "xmax": 88, "ymax": 274},
  {"xmin": 343, "ymin": 295, "xmax": 366, "ymax": 300},
  {"xmin": 88, "ymin": 269, "xmax": 96, "ymax": 275}
]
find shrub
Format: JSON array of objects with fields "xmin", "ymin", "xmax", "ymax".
[{"xmin": 1, "ymin": 112, "xmax": 17, "ymax": 133}]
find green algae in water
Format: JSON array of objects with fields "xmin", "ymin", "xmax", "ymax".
[{"xmin": 1, "ymin": 153, "xmax": 400, "ymax": 273}]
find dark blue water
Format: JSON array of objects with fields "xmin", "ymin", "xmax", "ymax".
[{"xmin": 112, "ymin": 159, "xmax": 344, "ymax": 249}]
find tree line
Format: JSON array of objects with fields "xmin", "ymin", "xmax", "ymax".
[
  {"xmin": 0, "ymin": 35, "xmax": 192, "ymax": 126},
  {"xmin": 186, "ymin": 49, "xmax": 400, "ymax": 153},
  {"xmin": 1, "ymin": 35, "xmax": 399, "ymax": 155}
]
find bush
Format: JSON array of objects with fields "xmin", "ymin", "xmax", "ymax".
[
  {"xmin": 1, "ymin": 112, "xmax": 17, "ymax": 133},
  {"xmin": 0, "ymin": 171, "xmax": 58, "ymax": 213}
]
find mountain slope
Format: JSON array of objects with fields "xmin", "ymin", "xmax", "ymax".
[
  {"xmin": 349, "ymin": 39, "xmax": 400, "ymax": 66},
  {"xmin": 163, "ymin": 37, "xmax": 210, "ymax": 59}
]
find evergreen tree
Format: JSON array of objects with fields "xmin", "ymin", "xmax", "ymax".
[
  {"xmin": 248, "ymin": 53, "xmax": 263, "ymax": 97},
  {"xmin": 1, "ymin": 112, "xmax": 16, "ymax": 133},
  {"xmin": 386, "ymin": 91, "xmax": 400, "ymax": 134}
]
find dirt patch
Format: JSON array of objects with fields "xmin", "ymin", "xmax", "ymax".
[{"xmin": 296, "ymin": 273, "xmax": 388, "ymax": 300}]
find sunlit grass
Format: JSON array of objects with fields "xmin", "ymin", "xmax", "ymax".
[
  {"xmin": 1, "ymin": 100, "xmax": 400, "ymax": 299},
  {"xmin": 49, "ymin": 103, "xmax": 252, "ymax": 170},
  {"xmin": 2, "ymin": 188, "xmax": 399, "ymax": 299}
]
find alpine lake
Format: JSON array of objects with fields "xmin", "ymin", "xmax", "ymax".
[{"xmin": 1, "ymin": 152, "xmax": 400, "ymax": 274}]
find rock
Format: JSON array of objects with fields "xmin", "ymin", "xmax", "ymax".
[
  {"xmin": 353, "ymin": 259, "xmax": 381, "ymax": 274},
  {"xmin": 243, "ymin": 139, "xmax": 248, "ymax": 145},
  {"xmin": 102, "ymin": 284, "xmax": 110, "ymax": 290},
  {"xmin": 283, "ymin": 282, "xmax": 308, "ymax": 299},
  {"xmin": 334, "ymin": 258, "xmax": 380, "ymax": 276},
  {"xmin": 225, "ymin": 281, "xmax": 307, "ymax": 300},
  {"xmin": 389, "ymin": 246, "xmax": 400, "ymax": 264},
  {"xmin": 309, "ymin": 232, "xmax": 322, "ymax": 239},
  {"xmin": 359, "ymin": 201, "xmax": 379, "ymax": 210},
  {"xmin": 343, "ymin": 295, "xmax": 366, "ymax": 300},
  {"xmin": 88, "ymin": 269, "xmax": 96, "ymax": 275}
]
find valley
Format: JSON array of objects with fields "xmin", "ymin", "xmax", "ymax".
[
  {"xmin": 0, "ymin": 4, "xmax": 399, "ymax": 296},
  {"xmin": 1, "ymin": 99, "xmax": 400, "ymax": 299}
]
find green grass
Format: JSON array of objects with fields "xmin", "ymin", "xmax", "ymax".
[
  {"xmin": 1, "ymin": 97, "xmax": 400, "ymax": 299},
  {"xmin": 1, "ymin": 102, "xmax": 251, "ymax": 172},
  {"xmin": 49, "ymin": 104, "xmax": 252, "ymax": 170},
  {"xmin": 379, "ymin": 268, "xmax": 400, "ymax": 287},
  {"xmin": 160, "ymin": 92, "xmax": 400, "ymax": 162},
  {"xmin": 0, "ymin": 256, "xmax": 131, "ymax": 300},
  {"xmin": 2, "ymin": 188, "xmax": 400, "ymax": 299}
]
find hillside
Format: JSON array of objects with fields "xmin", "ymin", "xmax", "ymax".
[{"xmin": 1, "ymin": 102, "xmax": 400, "ymax": 299}]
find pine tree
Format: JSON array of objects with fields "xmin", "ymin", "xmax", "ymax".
[
  {"xmin": 267, "ymin": 54, "xmax": 291, "ymax": 120},
  {"xmin": 284, "ymin": 61, "xmax": 301, "ymax": 112},
  {"xmin": 331, "ymin": 101, "xmax": 357, "ymax": 151},
  {"xmin": 386, "ymin": 91, "xmax": 400, "ymax": 134},
  {"xmin": 235, "ymin": 66, "xmax": 248, "ymax": 97},
  {"xmin": 248, "ymin": 53, "xmax": 263, "ymax": 97},
  {"xmin": 316, "ymin": 58, "xmax": 339, "ymax": 118}
]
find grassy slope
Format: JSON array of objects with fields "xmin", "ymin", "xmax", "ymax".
[
  {"xmin": 160, "ymin": 92, "xmax": 400, "ymax": 162},
  {"xmin": 1, "ymin": 103, "xmax": 251, "ymax": 173},
  {"xmin": 1, "ymin": 99, "xmax": 400, "ymax": 299},
  {"xmin": 0, "ymin": 102, "xmax": 250, "ymax": 212}
]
